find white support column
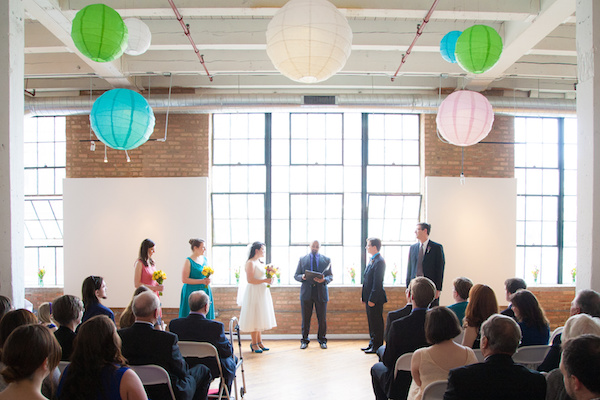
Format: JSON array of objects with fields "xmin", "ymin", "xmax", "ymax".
[
  {"xmin": 0, "ymin": 0, "xmax": 25, "ymax": 306},
  {"xmin": 577, "ymin": 0, "xmax": 600, "ymax": 292}
]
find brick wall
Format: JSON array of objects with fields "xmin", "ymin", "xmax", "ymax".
[
  {"xmin": 66, "ymin": 114, "xmax": 210, "ymax": 178},
  {"xmin": 423, "ymin": 114, "xmax": 514, "ymax": 178},
  {"xmin": 25, "ymin": 285, "xmax": 574, "ymax": 332}
]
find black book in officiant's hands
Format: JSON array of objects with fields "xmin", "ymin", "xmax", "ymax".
[{"xmin": 304, "ymin": 270, "xmax": 324, "ymax": 280}]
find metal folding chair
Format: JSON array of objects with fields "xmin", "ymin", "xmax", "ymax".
[
  {"xmin": 130, "ymin": 364, "xmax": 176, "ymax": 400},
  {"xmin": 179, "ymin": 341, "xmax": 230, "ymax": 400},
  {"xmin": 422, "ymin": 380, "xmax": 448, "ymax": 400},
  {"xmin": 513, "ymin": 344, "xmax": 551, "ymax": 369},
  {"xmin": 393, "ymin": 352, "xmax": 413, "ymax": 379}
]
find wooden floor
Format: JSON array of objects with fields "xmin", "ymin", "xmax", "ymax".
[{"xmin": 224, "ymin": 340, "xmax": 377, "ymax": 400}]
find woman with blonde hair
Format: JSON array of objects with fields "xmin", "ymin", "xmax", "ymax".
[
  {"xmin": 0, "ymin": 324, "xmax": 61, "ymax": 400},
  {"xmin": 37, "ymin": 302, "xmax": 57, "ymax": 332},
  {"xmin": 461, "ymin": 284, "xmax": 498, "ymax": 349}
]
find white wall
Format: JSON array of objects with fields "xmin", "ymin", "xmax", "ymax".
[
  {"xmin": 425, "ymin": 177, "xmax": 517, "ymax": 306},
  {"xmin": 63, "ymin": 177, "xmax": 209, "ymax": 308}
]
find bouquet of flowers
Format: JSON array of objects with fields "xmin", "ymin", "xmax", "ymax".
[
  {"xmin": 348, "ymin": 267, "xmax": 356, "ymax": 284},
  {"xmin": 532, "ymin": 266, "xmax": 539, "ymax": 283},
  {"xmin": 202, "ymin": 265, "xmax": 214, "ymax": 278},
  {"xmin": 152, "ymin": 270, "xmax": 167, "ymax": 296},
  {"xmin": 38, "ymin": 267, "xmax": 45, "ymax": 286},
  {"xmin": 265, "ymin": 264, "xmax": 279, "ymax": 287},
  {"xmin": 391, "ymin": 264, "xmax": 398, "ymax": 284},
  {"xmin": 571, "ymin": 267, "xmax": 577, "ymax": 283},
  {"xmin": 234, "ymin": 267, "xmax": 241, "ymax": 284}
]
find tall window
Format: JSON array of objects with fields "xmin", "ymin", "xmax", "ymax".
[
  {"xmin": 211, "ymin": 112, "xmax": 421, "ymax": 285},
  {"xmin": 515, "ymin": 117, "xmax": 577, "ymax": 285},
  {"xmin": 24, "ymin": 116, "xmax": 66, "ymax": 287}
]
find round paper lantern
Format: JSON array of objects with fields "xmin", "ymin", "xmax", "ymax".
[
  {"xmin": 266, "ymin": 0, "xmax": 353, "ymax": 83},
  {"xmin": 436, "ymin": 90, "xmax": 494, "ymax": 147},
  {"xmin": 455, "ymin": 25, "xmax": 503, "ymax": 74},
  {"xmin": 71, "ymin": 4, "xmax": 128, "ymax": 63},
  {"xmin": 90, "ymin": 89, "xmax": 155, "ymax": 151},
  {"xmin": 124, "ymin": 18, "xmax": 152, "ymax": 56},
  {"xmin": 440, "ymin": 31, "xmax": 462, "ymax": 63}
]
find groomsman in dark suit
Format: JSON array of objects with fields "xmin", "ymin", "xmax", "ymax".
[
  {"xmin": 406, "ymin": 222, "xmax": 445, "ymax": 307},
  {"xmin": 169, "ymin": 290, "xmax": 236, "ymax": 392},
  {"xmin": 361, "ymin": 237, "xmax": 387, "ymax": 354},
  {"xmin": 118, "ymin": 291, "xmax": 211, "ymax": 400},
  {"xmin": 294, "ymin": 240, "xmax": 333, "ymax": 349}
]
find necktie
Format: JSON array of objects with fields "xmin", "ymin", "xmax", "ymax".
[
  {"xmin": 311, "ymin": 255, "xmax": 316, "ymax": 271},
  {"xmin": 417, "ymin": 244, "xmax": 424, "ymax": 277}
]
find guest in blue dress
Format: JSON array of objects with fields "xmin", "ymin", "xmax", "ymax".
[
  {"xmin": 511, "ymin": 289, "xmax": 550, "ymax": 346},
  {"xmin": 57, "ymin": 315, "xmax": 147, "ymax": 400},
  {"xmin": 179, "ymin": 238, "xmax": 215, "ymax": 319},
  {"xmin": 81, "ymin": 276, "xmax": 115, "ymax": 323}
]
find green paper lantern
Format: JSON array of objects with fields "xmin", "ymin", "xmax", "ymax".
[
  {"xmin": 90, "ymin": 89, "xmax": 155, "ymax": 151},
  {"xmin": 455, "ymin": 25, "xmax": 503, "ymax": 74},
  {"xmin": 71, "ymin": 4, "xmax": 128, "ymax": 63}
]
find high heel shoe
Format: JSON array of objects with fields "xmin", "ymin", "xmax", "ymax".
[
  {"xmin": 258, "ymin": 342, "xmax": 270, "ymax": 351},
  {"xmin": 250, "ymin": 343, "xmax": 263, "ymax": 353}
]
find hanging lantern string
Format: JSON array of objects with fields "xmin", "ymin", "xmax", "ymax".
[
  {"xmin": 391, "ymin": 0, "xmax": 441, "ymax": 81},
  {"xmin": 436, "ymin": 74, "xmax": 451, "ymax": 144},
  {"xmin": 157, "ymin": 73, "xmax": 173, "ymax": 143},
  {"xmin": 460, "ymin": 147, "xmax": 466, "ymax": 184},
  {"xmin": 167, "ymin": 0, "xmax": 213, "ymax": 81}
]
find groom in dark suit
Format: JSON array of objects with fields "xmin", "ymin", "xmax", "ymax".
[
  {"xmin": 361, "ymin": 237, "xmax": 387, "ymax": 354},
  {"xmin": 169, "ymin": 290, "xmax": 237, "ymax": 392},
  {"xmin": 119, "ymin": 291, "xmax": 212, "ymax": 400},
  {"xmin": 406, "ymin": 222, "xmax": 445, "ymax": 307},
  {"xmin": 294, "ymin": 240, "xmax": 333, "ymax": 349}
]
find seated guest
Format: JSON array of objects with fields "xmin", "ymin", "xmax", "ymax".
[
  {"xmin": 501, "ymin": 277, "xmax": 527, "ymax": 320},
  {"xmin": 52, "ymin": 294, "xmax": 83, "ymax": 360},
  {"xmin": 377, "ymin": 281, "xmax": 414, "ymax": 360},
  {"xmin": 118, "ymin": 291, "xmax": 212, "ymax": 400},
  {"xmin": 169, "ymin": 291, "xmax": 237, "ymax": 392},
  {"xmin": 0, "ymin": 324, "xmax": 61, "ymax": 400},
  {"xmin": 539, "ymin": 289, "xmax": 600, "ymax": 372},
  {"xmin": 545, "ymin": 314, "xmax": 600, "ymax": 400},
  {"xmin": 81, "ymin": 275, "xmax": 115, "ymax": 323},
  {"xmin": 444, "ymin": 314, "xmax": 546, "ymax": 400},
  {"xmin": 119, "ymin": 286, "xmax": 150, "ymax": 329},
  {"xmin": 447, "ymin": 277, "xmax": 473, "ymax": 324},
  {"xmin": 510, "ymin": 289, "xmax": 550, "ymax": 346},
  {"xmin": 462, "ymin": 284, "xmax": 498, "ymax": 349},
  {"xmin": 371, "ymin": 277, "xmax": 436, "ymax": 400},
  {"xmin": 37, "ymin": 302, "xmax": 57, "ymax": 332},
  {"xmin": 407, "ymin": 306, "xmax": 477, "ymax": 400},
  {"xmin": 0, "ymin": 295, "xmax": 11, "ymax": 323},
  {"xmin": 57, "ymin": 315, "xmax": 147, "ymax": 400},
  {"xmin": 560, "ymin": 334, "xmax": 600, "ymax": 400}
]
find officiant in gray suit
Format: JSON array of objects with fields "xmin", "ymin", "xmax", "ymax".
[{"xmin": 294, "ymin": 240, "xmax": 333, "ymax": 349}]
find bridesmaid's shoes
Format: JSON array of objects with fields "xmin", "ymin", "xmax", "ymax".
[{"xmin": 250, "ymin": 343, "xmax": 263, "ymax": 353}]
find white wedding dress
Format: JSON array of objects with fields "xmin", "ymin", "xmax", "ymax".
[{"xmin": 238, "ymin": 260, "xmax": 277, "ymax": 332}]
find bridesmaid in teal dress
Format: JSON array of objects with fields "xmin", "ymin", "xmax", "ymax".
[{"xmin": 179, "ymin": 238, "xmax": 215, "ymax": 319}]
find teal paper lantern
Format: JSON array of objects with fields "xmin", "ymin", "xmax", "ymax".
[
  {"xmin": 71, "ymin": 4, "xmax": 128, "ymax": 63},
  {"xmin": 90, "ymin": 89, "xmax": 155, "ymax": 151},
  {"xmin": 455, "ymin": 25, "xmax": 503, "ymax": 74},
  {"xmin": 440, "ymin": 31, "xmax": 462, "ymax": 63}
]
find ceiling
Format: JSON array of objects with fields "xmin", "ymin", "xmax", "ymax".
[{"xmin": 23, "ymin": 0, "xmax": 577, "ymax": 100}]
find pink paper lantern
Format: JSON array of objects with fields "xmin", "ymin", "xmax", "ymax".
[{"xmin": 436, "ymin": 90, "xmax": 494, "ymax": 146}]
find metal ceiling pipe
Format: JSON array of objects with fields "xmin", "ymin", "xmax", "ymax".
[{"xmin": 24, "ymin": 93, "xmax": 576, "ymax": 116}]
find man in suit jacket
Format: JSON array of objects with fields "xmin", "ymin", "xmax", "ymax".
[
  {"xmin": 293, "ymin": 240, "xmax": 333, "ymax": 349},
  {"xmin": 118, "ymin": 291, "xmax": 212, "ymax": 400},
  {"xmin": 376, "ymin": 282, "xmax": 413, "ymax": 361},
  {"xmin": 561, "ymin": 334, "xmax": 600, "ymax": 400},
  {"xmin": 443, "ymin": 314, "xmax": 546, "ymax": 400},
  {"xmin": 169, "ymin": 290, "xmax": 236, "ymax": 392},
  {"xmin": 406, "ymin": 223, "xmax": 445, "ymax": 307},
  {"xmin": 361, "ymin": 237, "xmax": 387, "ymax": 354},
  {"xmin": 371, "ymin": 277, "xmax": 436, "ymax": 400}
]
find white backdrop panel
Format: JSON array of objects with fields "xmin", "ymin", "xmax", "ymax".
[
  {"xmin": 425, "ymin": 177, "xmax": 517, "ymax": 307},
  {"xmin": 64, "ymin": 177, "xmax": 209, "ymax": 308}
]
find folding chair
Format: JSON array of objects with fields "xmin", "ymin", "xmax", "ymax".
[
  {"xmin": 179, "ymin": 341, "xmax": 230, "ymax": 400},
  {"xmin": 452, "ymin": 330, "xmax": 464, "ymax": 344},
  {"xmin": 130, "ymin": 364, "xmax": 176, "ymax": 400},
  {"xmin": 472, "ymin": 348, "xmax": 485, "ymax": 362},
  {"xmin": 422, "ymin": 380, "xmax": 448, "ymax": 400},
  {"xmin": 58, "ymin": 361, "xmax": 70, "ymax": 374},
  {"xmin": 393, "ymin": 352, "xmax": 413, "ymax": 379},
  {"xmin": 513, "ymin": 345, "xmax": 551, "ymax": 369},
  {"xmin": 549, "ymin": 326, "xmax": 564, "ymax": 344}
]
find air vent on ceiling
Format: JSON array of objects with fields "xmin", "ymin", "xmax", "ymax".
[{"xmin": 303, "ymin": 96, "xmax": 336, "ymax": 105}]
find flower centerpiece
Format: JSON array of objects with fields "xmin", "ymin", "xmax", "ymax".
[
  {"xmin": 152, "ymin": 270, "xmax": 167, "ymax": 296},
  {"xmin": 234, "ymin": 267, "xmax": 240, "ymax": 285},
  {"xmin": 38, "ymin": 267, "xmax": 46, "ymax": 287},
  {"xmin": 571, "ymin": 267, "xmax": 577, "ymax": 283},
  {"xmin": 532, "ymin": 266, "xmax": 539, "ymax": 283},
  {"xmin": 265, "ymin": 264, "xmax": 279, "ymax": 288},
  {"xmin": 348, "ymin": 267, "xmax": 356, "ymax": 284},
  {"xmin": 391, "ymin": 264, "xmax": 398, "ymax": 285}
]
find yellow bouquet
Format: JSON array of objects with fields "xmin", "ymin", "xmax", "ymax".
[
  {"xmin": 152, "ymin": 270, "xmax": 167, "ymax": 296},
  {"xmin": 202, "ymin": 266, "xmax": 214, "ymax": 278}
]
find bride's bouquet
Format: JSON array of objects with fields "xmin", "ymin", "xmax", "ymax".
[
  {"xmin": 152, "ymin": 270, "xmax": 167, "ymax": 296},
  {"xmin": 265, "ymin": 264, "xmax": 279, "ymax": 288}
]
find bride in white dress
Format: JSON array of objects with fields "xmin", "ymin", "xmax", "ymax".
[{"xmin": 237, "ymin": 241, "xmax": 277, "ymax": 353}]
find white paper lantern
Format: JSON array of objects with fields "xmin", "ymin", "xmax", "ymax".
[
  {"xmin": 436, "ymin": 90, "xmax": 494, "ymax": 146},
  {"xmin": 266, "ymin": 0, "xmax": 353, "ymax": 83},
  {"xmin": 124, "ymin": 18, "xmax": 151, "ymax": 56}
]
